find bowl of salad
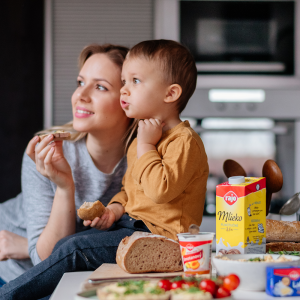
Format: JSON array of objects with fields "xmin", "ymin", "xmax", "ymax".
[{"xmin": 213, "ymin": 254, "xmax": 300, "ymax": 291}]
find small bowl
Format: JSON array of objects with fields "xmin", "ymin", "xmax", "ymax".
[{"xmin": 212, "ymin": 254, "xmax": 300, "ymax": 291}]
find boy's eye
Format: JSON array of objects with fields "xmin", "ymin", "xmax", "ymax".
[
  {"xmin": 122, "ymin": 80, "xmax": 126, "ymax": 86},
  {"xmin": 77, "ymin": 80, "xmax": 84, "ymax": 87},
  {"xmin": 97, "ymin": 84, "xmax": 107, "ymax": 91},
  {"xmin": 133, "ymin": 78, "xmax": 141, "ymax": 84}
]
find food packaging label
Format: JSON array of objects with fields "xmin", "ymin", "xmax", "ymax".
[
  {"xmin": 266, "ymin": 265, "xmax": 300, "ymax": 297},
  {"xmin": 177, "ymin": 233, "xmax": 214, "ymax": 275},
  {"xmin": 216, "ymin": 177, "xmax": 266, "ymax": 255}
]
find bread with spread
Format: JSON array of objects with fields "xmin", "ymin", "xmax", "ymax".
[
  {"xmin": 266, "ymin": 219, "xmax": 300, "ymax": 242},
  {"xmin": 96, "ymin": 280, "xmax": 213, "ymax": 300},
  {"xmin": 116, "ymin": 232, "xmax": 183, "ymax": 273},
  {"xmin": 77, "ymin": 200, "xmax": 105, "ymax": 221},
  {"xmin": 38, "ymin": 130, "xmax": 71, "ymax": 141},
  {"xmin": 97, "ymin": 280, "xmax": 171, "ymax": 300}
]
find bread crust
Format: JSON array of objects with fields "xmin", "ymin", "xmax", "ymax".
[
  {"xmin": 266, "ymin": 219, "xmax": 300, "ymax": 242},
  {"xmin": 116, "ymin": 232, "xmax": 183, "ymax": 274},
  {"xmin": 38, "ymin": 131, "xmax": 71, "ymax": 141},
  {"xmin": 266, "ymin": 242, "xmax": 300, "ymax": 252},
  {"xmin": 77, "ymin": 200, "xmax": 105, "ymax": 220}
]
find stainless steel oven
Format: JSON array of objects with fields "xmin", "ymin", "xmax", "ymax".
[
  {"xmin": 154, "ymin": 0, "xmax": 300, "ymax": 88},
  {"xmin": 184, "ymin": 117, "xmax": 296, "ymax": 249}
]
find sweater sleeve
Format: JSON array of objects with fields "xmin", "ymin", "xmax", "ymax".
[
  {"xmin": 108, "ymin": 172, "xmax": 128, "ymax": 207},
  {"xmin": 21, "ymin": 152, "xmax": 55, "ymax": 265},
  {"xmin": 131, "ymin": 136, "xmax": 202, "ymax": 204}
]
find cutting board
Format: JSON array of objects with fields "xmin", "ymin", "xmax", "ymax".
[
  {"xmin": 80, "ymin": 263, "xmax": 211, "ymax": 292},
  {"xmin": 80, "ymin": 263, "xmax": 185, "ymax": 292},
  {"xmin": 88, "ymin": 263, "xmax": 184, "ymax": 280}
]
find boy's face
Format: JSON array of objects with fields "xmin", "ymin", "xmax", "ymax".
[{"xmin": 120, "ymin": 57, "xmax": 170, "ymax": 119}]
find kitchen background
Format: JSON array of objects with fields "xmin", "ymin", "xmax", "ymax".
[{"xmin": 2, "ymin": 0, "xmax": 300, "ymax": 235}]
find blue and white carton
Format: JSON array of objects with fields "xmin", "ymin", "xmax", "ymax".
[{"xmin": 266, "ymin": 265, "xmax": 300, "ymax": 297}]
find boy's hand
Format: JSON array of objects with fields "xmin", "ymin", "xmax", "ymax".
[
  {"xmin": 137, "ymin": 119, "xmax": 165, "ymax": 158},
  {"xmin": 83, "ymin": 207, "xmax": 116, "ymax": 231}
]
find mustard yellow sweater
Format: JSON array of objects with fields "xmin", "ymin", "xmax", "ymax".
[{"xmin": 109, "ymin": 121, "xmax": 209, "ymax": 241}]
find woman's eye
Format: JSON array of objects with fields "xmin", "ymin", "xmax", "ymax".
[
  {"xmin": 97, "ymin": 84, "xmax": 107, "ymax": 91},
  {"xmin": 133, "ymin": 78, "xmax": 140, "ymax": 84},
  {"xmin": 77, "ymin": 80, "xmax": 84, "ymax": 87}
]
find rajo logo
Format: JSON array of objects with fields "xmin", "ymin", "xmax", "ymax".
[
  {"xmin": 289, "ymin": 271, "xmax": 300, "ymax": 281},
  {"xmin": 224, "ymin": 191, "xmax": 238, "ymax": 206},
  {"xmin": 186, "ymin": 243, "xmax": 194, "ymax": 251}
]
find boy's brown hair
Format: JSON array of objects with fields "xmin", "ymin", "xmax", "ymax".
[{"xmin": 128, "ymin": 39, "xmax": 197, "ymax": 114}]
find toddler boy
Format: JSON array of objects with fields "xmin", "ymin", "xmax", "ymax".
[{"xmin": 97, "ymin": 39, "xmax": 209, "ymax": 240}]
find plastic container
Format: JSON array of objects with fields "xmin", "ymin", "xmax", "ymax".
[
  {"xmin": 177, "ymin": 232, "xmax": 215, "ymax": 275},
  {"xmin": 266, "ymin": 265, "xmax": 300, "ymax": 297}
]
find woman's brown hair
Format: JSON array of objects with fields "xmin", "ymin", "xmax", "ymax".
[{"xmin": 37, "ymin": 43, "xmax": 138, "ymax": 153}]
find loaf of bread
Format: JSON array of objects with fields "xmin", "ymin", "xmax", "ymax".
[
  {"xmin": 116, "ymin": 232, "xmax": 183, "ymax": 273},
  {"xmin": 38, "ymin": 130, "xmax": 71, "ymax": 141},
  {"xmin": 266, "ymin": 242, "xmax": 300, "ymax": 252},
  {"xmin": 77, "ymin": 200, "xmax": 105, "ymax": 220},
  {"xmin": 266, "ymin": 219, "xmax": 300, "ymax": 242}
]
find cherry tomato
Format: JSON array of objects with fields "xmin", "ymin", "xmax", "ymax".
[
  {"xmin": 223, "ymin": 274, "xmax": 240, "ymax": 291},
  {"xmin": 199, "ymin": 279, "xmax": 217, "ymax": 295},
  {"xmin": 158, "ymin": 279, "xmax": 171, "ymax": 291},
  {"xmin": 216, "ymin": 286, "xmax": 231, "ymax": 298},
  {"xmin": 171, "ymin": 280, "xmax": 185, "ymax": 289}
]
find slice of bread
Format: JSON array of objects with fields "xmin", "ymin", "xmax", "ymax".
[
  {"xmin": 38, "ymin": 130, "xmax": 71, "ymax": 141},
  {"xmin": 116, "ymin": 232, "xmax": 183, "ymax": 274},
  {"xmin": 77, "ymin": 200, "xmax": 105, "ymax": 220},
  {"xmin": 266, "ymin": 242, "xmax": 300, "ymax": 252}
]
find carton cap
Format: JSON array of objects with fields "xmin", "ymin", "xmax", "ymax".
[{"xmin": 229, "ymin": 176, "xmax": 245, "ymax": 184}]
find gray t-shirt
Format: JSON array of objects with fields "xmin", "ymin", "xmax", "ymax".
[{"xmin": 0, "ymin": 137, "xmax": 127, "ymax": 282}]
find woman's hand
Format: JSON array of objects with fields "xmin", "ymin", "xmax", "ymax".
[
  {"xmin": 0, "ymin": 230, "xmax": 29, "ymax": 261},
  {"xmin": 26, "ymin": 135, "xmax": 74, "ymax": 190},
  {"xmin": 83, "ymin": 203, "xmax": 124, "ymax": 230}
]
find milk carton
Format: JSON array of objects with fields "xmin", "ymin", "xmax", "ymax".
[{"xmin": 216, "ymin": 176, "xmax": 266, "ymax": 255}]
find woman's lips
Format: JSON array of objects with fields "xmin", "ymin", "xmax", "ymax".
[
  {"xmin": 75, "ymin": 108, "xmax": 95, "ymax": 118},
  {"xmin": 121, "ymin": 100, "xmax": 129, "ymax": 109}
]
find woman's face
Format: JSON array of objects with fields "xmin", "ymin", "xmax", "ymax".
[{"xmin": 72, "ymin": 53, "xmax": 129, "ymax": 134}]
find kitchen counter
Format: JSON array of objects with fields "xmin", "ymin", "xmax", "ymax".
[
  {"xmin": 50, "ymin": 264, "xmax": 300, "ymax": 300},
  {"xmin": 50, "ymin": 271, "xmax": 93, "ymax": 300}
]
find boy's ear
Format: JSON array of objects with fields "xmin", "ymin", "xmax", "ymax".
[{"xmin": 164, "ymin": 84, "xmax": 182, "ymax": 104}]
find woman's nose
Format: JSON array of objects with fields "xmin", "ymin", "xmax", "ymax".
[{"xmin": 77, "ymin": 85, "xmax": 91, "ymax": 102}]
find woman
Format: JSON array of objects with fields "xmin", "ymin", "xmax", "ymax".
[{"xmin": 0, "ymin": 44, "xmax": 137, "ymax": 285}]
